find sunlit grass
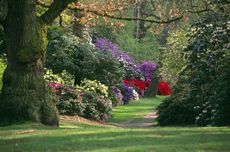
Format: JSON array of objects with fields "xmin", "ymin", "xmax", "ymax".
[
  {"xmin": 1, "ymin": 121, "xmax": 230, "ymax": 152},
  {"xmin": 108, "ymin": 96, "xmax": 166, "ymax": 123}
]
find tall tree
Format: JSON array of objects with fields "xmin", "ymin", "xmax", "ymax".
[{"xmin": 0, "ymin": 0, "xmax": 77, "ymax": 126}]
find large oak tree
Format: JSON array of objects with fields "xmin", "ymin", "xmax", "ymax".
[{"xmin": 0, "ymin": 0, "xmax": 78, "ymax": 126}]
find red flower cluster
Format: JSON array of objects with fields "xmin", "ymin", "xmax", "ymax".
[
  {"xmin": 123, "ymin": 79, "xmax": 172, "ymax": 96},
  {"xmin": 157, "ymin": 81, "xmax": 172, "ymax": 96},
  {"xmin": 123, "ymin": 79, "xmax": 150, "ymax": 94}
]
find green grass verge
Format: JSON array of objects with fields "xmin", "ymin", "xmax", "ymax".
[
  {"xmin": 0, "ymin": 121, "xmax": 230, "ymax": 152},
  {"xmin": 108, "ymin": 96, "xmax": 166, "ymax": 123},
  {"xmin": 0, "ymin": 96, "xmax": 230, "ymax": 152}
]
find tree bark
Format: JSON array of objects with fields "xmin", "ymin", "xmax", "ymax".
[
  {"xmin": 133, "ymin": 0, "xmax": 147, "ymax": 41},
  {"xmin": 145, "ymin": 67, "xmax": 159, "ymax": 97},
  {"xmin": 0, "ymin": 0, "xmax": 58, "ymax": 125}
]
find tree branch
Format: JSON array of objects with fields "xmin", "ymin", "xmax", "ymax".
[
  {"xmin": 36, "ymin": 1, "xmax": 211, "ymax": 25},
  {"xmin": 77, "ymin": 7, "xmax": 184, "ymax": 24},
  {"xmin": 40, "ymin": 0, "xmax": 78, "ymax": 24}
]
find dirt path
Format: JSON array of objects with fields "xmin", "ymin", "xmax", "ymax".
[{"xmin": 116, "ymin": 112, "xmax": 158, "ymax": 128}]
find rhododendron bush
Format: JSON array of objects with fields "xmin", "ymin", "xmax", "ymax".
[
  {"xmin": 136, "ymin": 61, "xmax": 157, "ymax": 81},
  {"xmin": 123, "ymin": 79, "xmax": 150, "ymax": 94},
  {"xmin": 95, "ymin": 38, "xmax": 133, "ymax": 63},
  {"xmin": 94, "ymin": 38, "xmax": 143, "ymax": 80},
  {"xmin": 157, "ymin": 81, "xmax": 172, "ymax": 96}
]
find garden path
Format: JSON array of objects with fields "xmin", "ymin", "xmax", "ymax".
[{"xmin": 116, "ymin": 112, "xmax": 158, "ymax": 128}]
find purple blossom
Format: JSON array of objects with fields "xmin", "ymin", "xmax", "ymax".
[
  {"xmin": 112, "ymin": 87, "xmax": 123, "ymax": 104},
  {"xmin": 121, "ymin": 84, "xmax": 133, "ymax": 104},
  {"xmin": 95, "ymin": 38, "xmax": 133, "ymax": 63},
  {"xmin": 136, "ymin": 61, "xmax": 157, "ymax": 81}
]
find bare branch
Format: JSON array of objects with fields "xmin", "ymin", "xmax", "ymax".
[
  {"xmin": 74, "ymin": 7, "xmax": 184, "ymax": 24},
  {"xmin": 142, "ymin": 12, "xmax": 161, "ymax": 20}
]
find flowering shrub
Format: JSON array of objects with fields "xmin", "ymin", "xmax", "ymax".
[
  {"xmin": 123, "ymin": 79, "xmax": 150, "ymax": 94},
  {"xmin": 111, "ymin": 87, "xmax": 123, "ymax": 106},
  {"xmin": 82, "ymin": 91, "xmax": 112, "ymax": 121},
  {"xmin": 157, "ymin": 81, "xmax": 172, "ymax": 96},
  {"xmin": 95, "ymin": 38, "xmax": 133, "ymax": 63},
  {"xmin": 78, "ymin": 79, "xmax": 109, "ymax": 98},
  {"xmin": 118, "ymin": 84, "xmax": 133, "ymax": 104},
  {"xmin": 56, "ymin": 86, "xmax": 112, "ymax": 121},
  {"xmin": 56, "ymin": 87, "xmax": 85, "ymax": 115},
  {"xmin": 136, "ymin": 61, "xmax": 157, "ymax": 80},
  {"xmin": 95, "ymin": 38, "xmax": 144, "ymax": 79},
  {"xmin": 44, "ymin": 69, "xmax": 74, "ymax": 86},
  {"xmin": 48, "ymin": 82, "xmax": 64, "ymax": 94}
]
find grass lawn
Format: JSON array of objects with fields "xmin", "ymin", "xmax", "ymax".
[
  {"xmin": 0, "ymin": 97, "xmax": 230, "ymax": 152},
  {"xmin": 108, "ymin": 96, "xmax": 165, "ymax": 123}
]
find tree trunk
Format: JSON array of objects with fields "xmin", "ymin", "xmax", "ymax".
[
  {"xmin": 145, "ymin": 68, "xmax": 159, "ymax": 97},
  {"xmin": 133, "ymin": 0, "xmax": 147, "ymax": 41},
  {"xmin": 0, "ymin": 0, "xmax": 58, "ymax": 126}
]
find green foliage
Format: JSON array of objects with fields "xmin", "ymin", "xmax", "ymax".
[
  {"xmin": 85, "ymin": 50, "xmax": 124, "ymax": 86},
  {"xmin": 78, "ymin": 79, "xmax": 109, "ymax": 98},
  {"xmin": 46, "ymin": 29, "xmax": 124, "ymax": 86},
  {"xmin": 0, "ymin": 57, "xmax": 6, "ymax": 90},
  {"xmin": 82, "ymin": 91, "xmax": 112, "ymax": 121},
  {"xmin": 44, "ymin": 69, "xmax": 65, "ymax": 84},
  {"xmin": 157, "ymin": 77, "xmax": 198, "ymax": 126},
  {"xmin": 93, "ymin": 25, "xmax": 117, "ymax": 43},
  {"xmin": 46, "ymin": 28, "xmax": 81, "ymax": 75},
  {"xmin": 44, "ymin": 69, "xmax": 74, "ymax": 86},
  {"xmin": 196, "ymin": 51, "xmax": 230, "ymax": 126},
  {"xmin": 159, "ymin": 25, "xmax": 189, "ymax": 85},
  {"xmin": 0, "ymin": 25, "xmax": 6, "ymax": 55},
  {"xmin": 108, "ymin": 87, "xmax": 120, "ymax": 106},
  {"xmin": 56, "ymin": 79, "xmax": 112, "ymax": 121},
  {"xmin": 56, "ymin": 86, "xmax": 112, "ymax": 121},
  {"xmin": 56, "ymin": 87, "xmax": 85, "ymax": 116},
  {"xmin": 116, "ymin": 22, "xmax": 160, "ymax": 62},
  {"xmin": 157, "ymin": 5, "xmax": 230, "ymax": 126}
]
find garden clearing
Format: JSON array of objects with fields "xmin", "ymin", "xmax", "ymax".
[{"xmin": 0, "ymin": 96, "xmax": 230, "ymax": 152}]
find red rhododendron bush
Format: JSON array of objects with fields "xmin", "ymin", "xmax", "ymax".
[
  {"xmin": 157, "ymin": 81, "xmax": 172, "ymax": 96},
  {"xmin": 123, "ymin": 79, "xmax": 150, "ymax": 94},
  {"xmin": 123, "ymin": 79, "xmax": 172, "ymax": 96}
]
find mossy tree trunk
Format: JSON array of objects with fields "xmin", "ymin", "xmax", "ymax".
[{"xmin": 0, "ymin": 0, "xmax": 76, "ymax": 125}]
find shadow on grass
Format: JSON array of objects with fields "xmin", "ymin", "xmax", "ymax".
[{"xmin": 1, "ymin": 126, "xmax": 230, "ymax": 152}]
